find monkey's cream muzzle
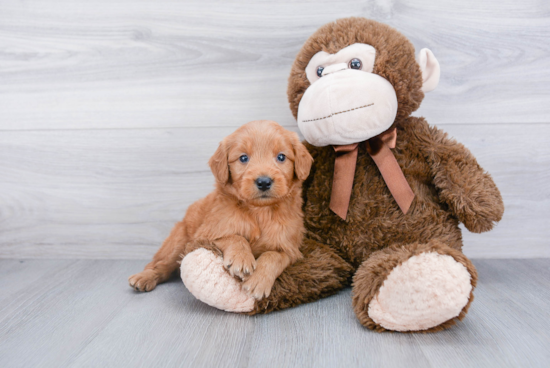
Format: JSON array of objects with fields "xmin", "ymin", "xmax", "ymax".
[
  {"xmin": 295, "ymin": 43, "xmax": 440, "ymax": 220},
  {"xmin": 297, "ymin": 66, "xmax": 398, "ymax": 147}
]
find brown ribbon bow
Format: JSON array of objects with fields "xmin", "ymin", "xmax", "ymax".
[{"xmin": 329, "ymin": 127, "xmax": 415, "ymax": 220}]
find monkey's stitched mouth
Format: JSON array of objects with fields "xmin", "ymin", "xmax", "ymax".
[{"xmin": 301, "ymin": 103, "xmax": 374, "ymax": 123}]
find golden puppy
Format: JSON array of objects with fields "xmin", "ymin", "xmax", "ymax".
[{"xmin": 129, "ymin": 120, "xmax": 313, "ymax": 299}]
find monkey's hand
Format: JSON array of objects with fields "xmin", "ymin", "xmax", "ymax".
[{"xmin": 421, "ymin": 123, "xmax": 504, "ymax": 233}]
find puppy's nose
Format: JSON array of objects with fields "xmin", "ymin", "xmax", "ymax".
[{"xmin": 255, "ymin": 176, "xmax": 273, "ymax": 192}]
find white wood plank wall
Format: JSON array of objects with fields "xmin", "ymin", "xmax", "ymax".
[{"xmin": 1, "ymin": 0, "xmax": 549, "ymax": 259}]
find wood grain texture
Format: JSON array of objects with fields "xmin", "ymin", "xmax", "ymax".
[
  {"xmin": 0, "ymin": 259, "xmax": 549, "ymax": 367},
  {"xmin": 1, "ymin": 123, "xmax": 548, "ymax": 259},
  {"xmin": 1, "ymin": 0, "xmax": 549, "ymax": 259},
  {"xmin": 0, "ymin": 0, "xmax": 549, "ymax": 131}
]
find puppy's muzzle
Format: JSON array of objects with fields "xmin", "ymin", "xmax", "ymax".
[{"xmin": 255, "ymin": 176, "xmax": 273, "ymax": 192}]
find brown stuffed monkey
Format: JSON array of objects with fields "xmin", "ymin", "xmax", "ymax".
[{"xmin": 180, "ymin": 17, "xmax": 504, "ymax": 332}]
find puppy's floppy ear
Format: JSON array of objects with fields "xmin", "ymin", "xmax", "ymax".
[
  {"xmin": 291, "ymin": 133, "xmax": 313, "ymax": 181},
  {"xmin": 209, "ymin": 139, "xmax": 229, "ymax": 184}
]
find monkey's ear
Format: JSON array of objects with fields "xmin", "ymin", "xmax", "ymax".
[
  {"xmin": 209, "ymin": 140, "xmax": 229, "ymax": 184},
  {"xmin": 291, "ymin": 135, "xmax": 313, "ymax": 181},
  {"xmin": 417, "ymin": 48, "xmax": 440, "ymax": 93}
]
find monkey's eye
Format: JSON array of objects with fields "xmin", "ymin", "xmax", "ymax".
[
  {"xmin": 277, "ymin": 153, "xmax": 286, "ymax": 162},
  {"xmin": 349, "ymin": 58, "xmax": 362, "ymax": 70},
  {"xmin": 316, "ymin": 66, "xmax": 324, "ymax": 78},
  {"xmin": 239, "ymin": 154, "xmax": 249, "ymax": 163}
]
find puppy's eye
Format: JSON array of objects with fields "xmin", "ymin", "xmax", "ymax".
[
  {"xmin": 239, "ymin": 155, "xmax": 249, "ymax": 163},
  {"xmin": 316, "ymin": 66, "xmax": 324, "ymax": 78},
  {"xmin": 349, "ymin": 58, "xmax": 362, "ymax": 70},
  {"xmin": 277, "ymin": 153, "xmax": 286, "ymax": 162}
]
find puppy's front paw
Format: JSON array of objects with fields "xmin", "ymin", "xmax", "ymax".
[
  {"xmin": 128, "ymin": 269, "xmax": 159, "ymax": 292},
  {"xmin": 223, "ymin": 248, "xmax": 257, "ymax": 279},
  {"xmin": 242, "ymin": 273, "xmax": 275, "ymax": 300}
]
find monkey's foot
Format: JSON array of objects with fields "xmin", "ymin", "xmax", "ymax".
[
  {"xmin": 180, "ymin": 248, "xmax": 255, "ymax": 312},
  {"xmin": 367, "ymin": 252, "xmax": 472, "ymax": 331}
]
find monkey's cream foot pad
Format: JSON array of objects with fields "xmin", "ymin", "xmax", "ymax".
[
  {"xmin": 368, "ymin": 252, "xmax": 472, "ymax": 331},
  {"xmin": 180, "ymin": 248, "xmax": 255, "ymax": 312}
]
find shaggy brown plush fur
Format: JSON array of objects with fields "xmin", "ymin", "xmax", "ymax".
[
  {"xmin": 250, "ymin": 238, "xmax": 354, "ymax": 314},
  {"xmin": 246, "ymin": 17, "xmax": 504, "ymax": 332}
]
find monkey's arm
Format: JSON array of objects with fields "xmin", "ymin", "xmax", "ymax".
[{"xmin": 417, "ymin": 121, "xmax": 504, "ymax": 233}]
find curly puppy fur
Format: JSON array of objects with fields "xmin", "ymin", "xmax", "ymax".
[
  {"xmin": 249, "ymin": 17, "xmax": 504, "ymax": 332},
  {"xmin": 129, "ymin": 120, "xmax": 313, "ymax": 300}
]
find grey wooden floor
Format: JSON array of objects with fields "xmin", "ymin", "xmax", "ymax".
[{"xmin": 0, "ymin": 259, "xmax": 548, "ymax": 368}]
